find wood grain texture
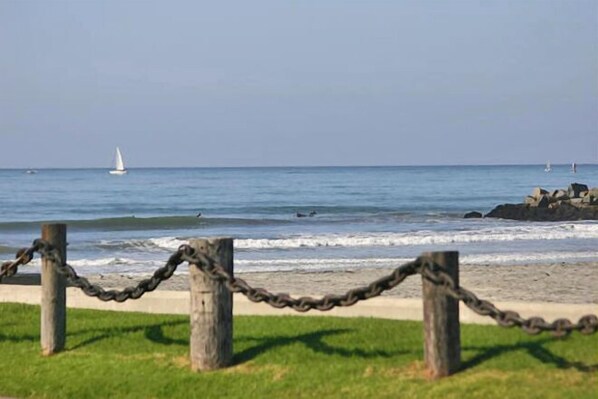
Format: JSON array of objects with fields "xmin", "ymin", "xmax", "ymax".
[
  {"xmin": 189, "ymin": 237, "xmax": 234, "ymax": 371},
  {"xmin": 41, "ymin": 224, "xmax": 67, "ymax": 356},
  {"xmin": 422, "ymin": 251, "xmax": 461, "ymax": 378}
]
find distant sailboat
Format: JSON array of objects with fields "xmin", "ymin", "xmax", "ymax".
[
  {"xmin": 571, "ymin": 162, "xmax": 577, "ymax": 173},
  {"xmin": 544, "ymin": 162, "xmax": 551, "ymax": 172},
  {"xmin": 109, "ymin": 147, "xmax": 127, "ymax": 175}
]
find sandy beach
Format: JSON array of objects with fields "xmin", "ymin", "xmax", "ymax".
[{"xmin": 78, "ymin": 261, "xmax": 598, "ymax": 304}]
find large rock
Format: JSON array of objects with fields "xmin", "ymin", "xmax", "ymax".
[
  {"xmin": 535, "ymin": 195, "xmax": 550, "ymax": 208},
  {"xmin": 524, "ymin": 196, "xmax": 536, "ymax": 205},
  {"xmin": 582, "ymin": 189, "xmax": 598, "ymax": 205},
  {"xmin": 485, "ymin": 204, "xmax": 531, "ymax": 220},
  {"xmin": 524, "ymin": 194, "xmax": 550, "ymax": 208},
  {"xmin": 551, "ymin": 189, "xmax": 569, "ymax": 201},
  {"xmin": 588, "ymin": 188, "xmax": 598, "ymax": 197},
  {"xmin": 464, "ymin": 211, "xmax": 482, "ymax": 219},
  {"xmin": 531, "ymin": 187, "xmax": 548, "ymax": 198},
  {"xmin": 569, "ymin": 198, "xmax": 584, "ymax": 206},
  {"xmin": 568, "ymin": 183, "xmax": 589, "ymax": 198}
]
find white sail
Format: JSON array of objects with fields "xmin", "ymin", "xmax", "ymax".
[
  {"xmin": 115, "ymin": 147, "xmax": 125, "ymax": 171},
  {"xmin": 109, "ymin": 147, "xmax": 127, "ymax": 175}
]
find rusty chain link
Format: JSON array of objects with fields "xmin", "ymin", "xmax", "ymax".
[{"xmin": 1, "ymin": 238, "xmax": 597, "ymax": 336}]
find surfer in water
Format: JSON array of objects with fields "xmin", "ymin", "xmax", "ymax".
[{"xmin": 296, "ymin": 211, "xmax": 317, "ymax": 218}]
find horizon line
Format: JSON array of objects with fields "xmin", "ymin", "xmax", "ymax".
[{"xmin": 2, "ymin": 162, "xmax": 597, "ymax": 170}]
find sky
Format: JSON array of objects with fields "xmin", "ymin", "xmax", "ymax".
[{"xmin": 1, "ymin": 0, "xmax": 597, "ymax": 168}]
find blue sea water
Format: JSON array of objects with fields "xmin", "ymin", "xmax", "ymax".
[{"xmin": 1, "ymin": 165, "xmax": 597, "ymax": 275}]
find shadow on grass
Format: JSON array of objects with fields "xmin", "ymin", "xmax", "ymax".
[
  {"xmin": 235, "ymin": 328, "xmax": 410, "ymax": 364},
  {"xmin": 0, "ymin": 332, "xmax": 38, "ymax": 343},
  {"xmin": 68, "ymin": 319, "xmax": 188, "ymax": 350},
  {"xmin": 462, "ymin": 338, "xmax": 598, "ymax": 373}
]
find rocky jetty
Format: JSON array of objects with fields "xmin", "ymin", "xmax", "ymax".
[{"xmin": 481, "ymin": 183, "xmax": 598, "ymax": 221}]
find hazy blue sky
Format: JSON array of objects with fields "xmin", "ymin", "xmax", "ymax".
[{"xmin": 1, "ymin": 0, "xmax": 596, "ymax": 168}]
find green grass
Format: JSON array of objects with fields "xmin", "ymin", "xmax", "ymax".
[{"xmin": 0, "ymin": 303, "xmax": 596, "ymax": 399}]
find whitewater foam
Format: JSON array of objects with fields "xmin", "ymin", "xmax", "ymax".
[
  {"xmin": 89, "ymin": 223, "xmax": 598, "ymax": 254},
  {"xmin": 235, "ymin": 223, "xmax": 598, "ymax": 249}
]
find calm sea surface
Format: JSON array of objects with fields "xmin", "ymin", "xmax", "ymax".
[{"xmin": 1, "ymin": 165, "xmax": 597, "ymax": 275}]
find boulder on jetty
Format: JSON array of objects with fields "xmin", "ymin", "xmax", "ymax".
[
  {"xmin": 484, "ymin": 183, "xmax": 598, "ymax": 221},
  {"xmin": 463, "ymin": 211, "xmax": 482, "ymax": 219}
]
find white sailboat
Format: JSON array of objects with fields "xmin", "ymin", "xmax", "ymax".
[
  {"xmin": 571, "ymin": 162, "xmax": 577, "ymax": 173},
  {"xmin": 109, "ymin": 147, "xmax": 128, "ymax": 175},
  {"xmin": 544, "ymin": 162, "xmax": 551, "ymax": 172}
]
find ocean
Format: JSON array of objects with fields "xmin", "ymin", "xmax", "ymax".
[{"xmin": 1, "ymin": 165, "xmax": 597, "ymax": 276}]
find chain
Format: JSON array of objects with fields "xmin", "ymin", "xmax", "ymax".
[
  {"xmin": 419, "ymin": 265, "xmax": 598, "ymax": 337},
  {"xmin": 179, "ymin": 246, "xmax": 424, "ymax": 312},
  {"xmin": 33, "ymin": 239, "xmax": 185, "ymax": 302},
  {"xmin": 2, "ymin": 238, "xmax": 597, "ymax": 336},
  {"xmin": 1, "ymin": 239, "xmax": 183, "ymax": 302},
  {"xmin": 0, "ymin": 245, "xmax": 38, "ymax": 282},
  {"xmin": 186, "ymin": 249, "xmax": 597, "ymax": 335}
]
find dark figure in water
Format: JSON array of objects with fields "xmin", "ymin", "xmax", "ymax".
[
  {"xmin": 296, "ymin": 211, "xmax": 317, "ymax": 218},
  {"xmin": 196, "ymin": 212, "xmax": 202, "ymax": 218}
]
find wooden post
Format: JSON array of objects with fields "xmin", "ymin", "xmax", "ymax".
[
  {"xmin": 189, "ymin": 237, "xmax": 233, "ymax": 371},
  {"xmin": 41, "ymin": 223, "xmax": 67, "ymax": 356},
  {"xmin": 422, "ymin": 251, "xmax": 461, "ymax": 378}
]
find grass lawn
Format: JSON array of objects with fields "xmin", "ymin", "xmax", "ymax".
[{"xmin": 0, "ymin": 302, "xmax": 596, "ymax": 399}]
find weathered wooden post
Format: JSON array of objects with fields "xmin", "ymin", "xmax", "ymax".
[
  {"xmin": 188, "ymin": 237, "xmax": 234, "ymax": 371},
  {"xmin": 41, "ymin": 223, "xmax": 67, "ymax": 356},
  {"xmin": 422, "ymin": 251, "xmax": 461, "ymax": 378}
]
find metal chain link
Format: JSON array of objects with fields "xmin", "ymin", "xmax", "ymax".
[{"xmin": 0, "ymin": 245, "xmax": 38, "ymax": 282}]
